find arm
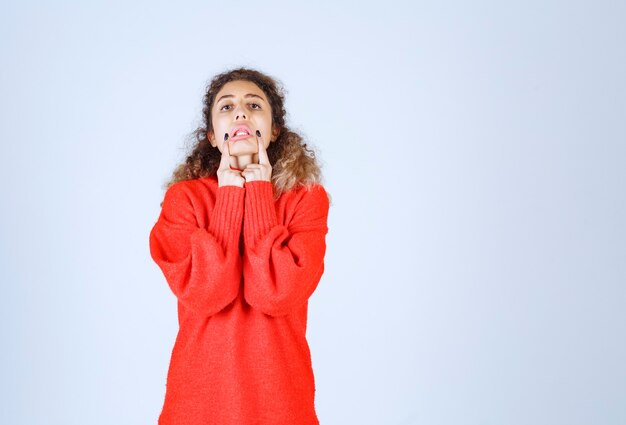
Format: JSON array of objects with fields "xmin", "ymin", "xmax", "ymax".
[
  {"xmin": 242, "ymin": 181, "xmax": 330, "ymax": 317},
  {"xmin": 149, "ymin": 181, "xmax": 245, "ymax": 317}
]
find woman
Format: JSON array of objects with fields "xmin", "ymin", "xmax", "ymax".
[{"xmin": 149, "ymin": 67, "xmax": 330, "ymax": 425}]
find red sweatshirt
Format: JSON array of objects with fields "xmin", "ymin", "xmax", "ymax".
[{"xmin": 149, "ymin": 175, "xmax": 330, "ymax": 425}]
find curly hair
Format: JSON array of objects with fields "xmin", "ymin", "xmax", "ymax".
[{"xmin": 161, "ymin": 67, "xmax": 325, "ymax": 202}]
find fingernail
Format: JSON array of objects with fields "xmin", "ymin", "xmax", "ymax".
[
  {"xmin": 256, "ymin": 130, "xmax": 261, "ymax": 137},
  {"xmin": 224, "ymin": 133, "xmax": 229, "ymax": 141}
]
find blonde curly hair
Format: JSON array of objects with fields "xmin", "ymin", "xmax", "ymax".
[{"xmin": 161, "ymin": 67, "xmax": 326, "ymax": 203}]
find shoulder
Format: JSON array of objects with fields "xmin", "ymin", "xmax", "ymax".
[
  {"xmin": 283, "ymin": 183, "xmax": 330, "ymax": 225},
  {"xmin": 295, "ymin": 183, "xmax": 330, "ymax": 207},
  {"xmin": 161, "ymin": 177, "xmax": 219, "ymax": 210},
  {"xmin": 280, "ymin": 181, "xmax": 328, "ymax": 202},
  {"xmin": 164, "ymin": 176, "xmax": 218, "ymax": 198}
]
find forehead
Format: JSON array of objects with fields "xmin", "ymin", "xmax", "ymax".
[{"xmin": 215, "ymin": 80, "xmax": 264, "ymax": 99}]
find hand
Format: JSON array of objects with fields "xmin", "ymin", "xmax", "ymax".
[
  {"xmin": 242, "ymin": 130, "xmax": 272, "ymax": 183},
  {"xmin": 216, "ymin": 133, "xmax": 245, "ymax": 188}
]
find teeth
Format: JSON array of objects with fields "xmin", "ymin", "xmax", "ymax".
[{"xmin": 235, "ymin": 131, "xmax": 249, "ymax": 136}]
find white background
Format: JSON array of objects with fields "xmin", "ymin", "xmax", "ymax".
[{"xmin": 1, "ymin": 1, "xmax": 625, "ymax": 424}]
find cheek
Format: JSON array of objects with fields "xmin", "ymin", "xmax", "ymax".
[{"xmin": 215, "ymin": 124, "xmax": 228, "ymax": 141}]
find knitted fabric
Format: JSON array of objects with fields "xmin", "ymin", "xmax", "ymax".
[{"xmin": 149, "ymin": 176, "xmax": 330, "ymax": 424}]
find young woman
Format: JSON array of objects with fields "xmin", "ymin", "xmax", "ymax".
[{"xmin": 149, "ymin": 67, "xmax": 330, "ymax": 425}]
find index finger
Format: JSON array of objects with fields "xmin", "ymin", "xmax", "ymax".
[
  {"xmin": 218, "ymin": 134, "xmax": 232, "ymax": 171},
  {"xmin": 256, "ymin": 130, "xmax": 270, "ymax": 165}
]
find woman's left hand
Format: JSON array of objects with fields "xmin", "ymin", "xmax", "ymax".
[{"xmin": 242, "ymin": 130, "xmax": 272, "ymax": 183}]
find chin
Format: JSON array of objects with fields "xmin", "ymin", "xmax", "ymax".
[{"xmin": 229, "ymin": 142, "xmax": 258, "ymax": 156}]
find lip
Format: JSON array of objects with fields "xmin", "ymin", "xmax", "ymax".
[{"xmin": 230, "ymin": 124, "xmax": 253, "ymax": 140}]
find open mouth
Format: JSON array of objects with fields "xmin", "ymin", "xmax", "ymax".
[
  {"xmin": 230, "ymin": 130, "xmax": 251, "ymax": 141},
  {"xmin": 230, "ymin": 124, "xmax": 253, "ymax": 140}
]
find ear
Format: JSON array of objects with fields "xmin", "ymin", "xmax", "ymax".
[
  {"xmin": 271, "ymin": 127, "xmax": 281, "ymax": 142},
  {"xmin": 207, "ymin": 130, "xmax": 217, "ymax": 147}
]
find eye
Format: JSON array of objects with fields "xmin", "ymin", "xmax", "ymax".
[{"xmin": 219, "ymin": 103, "xmax": 261, "ymax": 111}]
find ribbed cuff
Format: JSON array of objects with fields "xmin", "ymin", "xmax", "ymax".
[
  {"xmin": 207, "ymin": 185, "xmax": 245, "ymax": 249},
  {"xmin": 244, "ymin": 180, "xmax": 278, "ymax": 247}
]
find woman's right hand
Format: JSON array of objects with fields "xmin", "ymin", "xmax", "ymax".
[{"xmin": 217, "ymin": 134, "xmax": 245, "ymax": 188}]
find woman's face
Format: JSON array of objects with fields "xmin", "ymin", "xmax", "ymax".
[{"xmin": 208, "ymin": 80, "xmax": 278, "ymax": 157}]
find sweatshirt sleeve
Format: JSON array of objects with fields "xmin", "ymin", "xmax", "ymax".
[
  {"xmin": 242, "ymin": 181, "xmax": 330, "ymax": 317},
  {"xmin": 149, "ymin": 181, "xmax": 245, "ymax": 317}
]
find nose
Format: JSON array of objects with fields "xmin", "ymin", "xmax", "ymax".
[{"xmin": 232, "ymin": 103, "xmax": 247, "ymax": 120}]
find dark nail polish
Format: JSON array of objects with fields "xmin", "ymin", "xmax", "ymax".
[
  {"xmin": 256, "ymin": 130, "xmax": 261, "ymax": 137},
  {"xmin": 224, "ymin": 133, "xmax": 229, "ymax": 140}
]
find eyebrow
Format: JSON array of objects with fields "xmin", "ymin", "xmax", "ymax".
[{"xmin": 216, "ymin": 93, "xmax": 266, "ymax": 103}]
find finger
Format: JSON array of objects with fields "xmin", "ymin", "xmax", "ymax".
[
  {"xmin": 255, "ymin": 129, "xmax": 270, "ymax": 165},
  {"xmin": 241, "ymin": 169, "xmax": 252, "ymax": 181},
  {"xmin": 218, "ymin": 133, "xmax": 231, "ymax": 170}
]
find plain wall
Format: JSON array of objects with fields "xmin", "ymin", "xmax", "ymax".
[{"xmin": 1, "ymin": 1, "xmax": 624, "ymax": 424}]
